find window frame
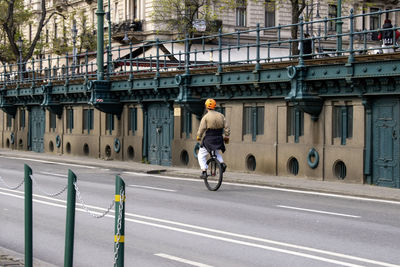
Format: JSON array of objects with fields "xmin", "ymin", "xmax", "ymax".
[
  {"xmin": 243, "ymin": 105, "xmax": 264, "ymax": 141},
  {"xmin": 83, "ymin": 108, "xmax": 94, "ymax": 134},
  {"xmin": 369, "ymin": 7, "xmax": 380, "ymax": 30},
  {"xmin": 287, "ymin": 106, "xmax": 304, "ymax": 143},
  {"xmin": 50, "ymin": 112, "xmax": 57, "ymax": 132},
  {"xmin": 6, "ymin": 113, "xmax": 12, "ymax": 129},
  {"xmin": 66, "ymin": 108, "xmax": 74, "ymax": 133},
  {"xmin": 20, "ymin": 109, "xmax": 25, "ymax": 130},
  {"xmin": 265, "ymin": 0, "xmax": 275, "ymax": 28},
  {"xmin": 106, "ymin": 113, "xmax": 115, "ymax": 135},
  {"xmin": 181, "ymin": 107, "xmax": 192, "ymax": 139},
  {"xmin": 332, "ymin": 105, "xmax": 353, "ymax": 145},
  {"xmin": 328, "ymin": 4, "xmax": 337, "ymax": 31},
  {"xmin": 236, "ymin": 0, "xmax": 247, "ymax": 27},
  {"xmin": 128, "ymin": 107, "xmax": 137, "ymax": 135}
]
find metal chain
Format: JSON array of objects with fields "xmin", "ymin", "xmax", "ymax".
[
  {"xmin": 73, "ymin": 181, "xmax": 115, "ymax": 219},
  {"xmin": 0, "ymin": 175, "xmax": 24, "ymax": 190},
  {"xmin": 113, "ymin": 189, "xmax": 124, "ymax": 266},
  {"xmin": 31, "ymin": 175, "xmax": 68, "ymax": 197}
]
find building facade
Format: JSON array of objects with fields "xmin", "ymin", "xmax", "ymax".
[{"xmin": 1, "ymin": 1, "xmax": 399, "ymax": 188}]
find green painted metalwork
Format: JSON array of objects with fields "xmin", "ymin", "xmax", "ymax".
[
  {"xmin": 64, "ymin": 170, "xmax": 77, "ymax": 267},
  {"xmin": 24, "ymin": 164, "xmax": 33, "ymax": 267},
  {"xmin": 147, "ymin": 103, "xmax": 173, "ymax": 165},
  {"xmin": 336, "ymin": 0, "xmax": 343, "ymax": 54},
  {"xmin": 96, "ymin": 0, "xmax": 105, "ymax": 80},
  {"xmin": 30, "ymin": 107, "xmax": 45, "ymax": 152},
  {"xmin": 363, "ymin": 99, "xmax": 372, "ymax": 184},
  {"xmin": 372, "ymin": 98, "xmax": 400, "ymax": 188},
  {"xmin": 115, "ymin": 175, "xmax": 125, "ymax": 267}
]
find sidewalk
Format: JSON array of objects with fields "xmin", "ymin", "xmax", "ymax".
[
  {"xmin": 0, "ymin": 246, "xmax": 55, "ymax": 267},
  {"xmin": 0, "ymin": 149, "xmax": 399, "ymax": 202},
  {"xmin": 1, "ymin": 149, "xmax": 399, "ymax": 266}
]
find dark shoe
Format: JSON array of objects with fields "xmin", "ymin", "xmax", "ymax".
[
  {"xmin": 200, "ymin": 171, "xmax": 207, "ymax": 179},
  {"xmin": 221, "ymin": 163, "xmax": 227, "ymax": 173}
]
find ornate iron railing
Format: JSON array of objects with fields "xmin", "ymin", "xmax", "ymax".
[{"xmin": 1, "ymin": 8, "xmax": 399, "ymax": 87}]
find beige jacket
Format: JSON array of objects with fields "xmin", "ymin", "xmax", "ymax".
[{"xmin": 196, "ymin": 110, "xmax": 230, "ymax": 139}]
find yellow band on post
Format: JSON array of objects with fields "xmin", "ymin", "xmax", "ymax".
[
  {"xmin": 114, "ymin": 235, "xmax": 124, "ymax": 243},
  {"xmin": 115, "ymin": 195, "xmax": 126, "ymax": 202}
]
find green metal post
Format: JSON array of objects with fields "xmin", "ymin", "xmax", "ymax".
[
  {"xmin": 336, "ymin": 0, "xmax": 343, "ymax": 54},
  {"xmin": 348, "ymin": 9, "xmax": 354, "ymax": 64},
  {"xmin": 96, "ymin": 0, "xmax": 105, "ymax": 80},
  {"xmin": 24, "ymin": 164, "xmax": 33, "ymax": 267},
  {"xmin": 64, "ymin": 170, "xmax": 77, "ymax": 267},
  {"xmin": 218, "ymin": 28, "xmax": 222, "ymax": 73},
  {"xmin": 107, "ymin": 0, "xmax": 112, "ymax": 79},
  {"xmin": 299, "ymin": 17, "xmax": 304, "ymax": 67},
  {"xmin": 255, "ymin": 23, "xmax": 261, "ymax": 71},
  {"xmin": 114, "ymin": 176, "xmax": 125, "ymax": 267}
]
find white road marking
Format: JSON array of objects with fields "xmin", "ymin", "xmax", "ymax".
[
  {"xmin": 123, "ymin": 171, "xmax": 202, "ymax": 182},
  {"xmin": 123, "ymin": 171, "xmax": 400, "ymax": 205},
  {"xmin": 1, "ymin": 187, "xmax": 399, "ymax": 267},
  {"xmin": 128, "ymin": 184, "xmax": 176, "ymax": 192},
  {"xmin": 155, "ymin": 253, "xmax": 214, "ymax": 267},
  {"xmin": 277, "ymin": 205, "xmax": 361, "ymax": 218},
  {"xmin": 40, "ymin": 172, "xmax": 68, "ymax": 178},
  {"xmin": 0, "ymin": 156, "xmax": 97, "ymax": 169}
]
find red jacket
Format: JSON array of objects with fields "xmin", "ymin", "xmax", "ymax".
[{"xmin": 378, "ymin": 31, "xmax": 400, "ymax": 41}]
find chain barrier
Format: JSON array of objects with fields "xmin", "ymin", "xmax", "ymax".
[
  {"xmin": 0, "ymin": 175, "xmax": 24, "ymax": 190},
  {"xmin": 31, "ymin": 174, "xmax": 68, "ymax": 197},
  {"xmin": 113, "ymin": 189, "xmax": 124, "ymax": 267},
  {"xmin": 73, "ymin": 181, "xmax": 115, "ymax": 219}
]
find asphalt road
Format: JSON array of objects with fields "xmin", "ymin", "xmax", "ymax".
[{"xmin": 0, "ymin": 156, "xmax": 399, "ymax": 267}]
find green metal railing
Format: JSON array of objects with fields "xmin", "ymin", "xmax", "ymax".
[
  {"xmin": 0, "ymin": 165, "xmax": 126, "ymax": 266},
  {"xmin": 1, "ymin": 8, "xmax": 399, "ymax": 87}
]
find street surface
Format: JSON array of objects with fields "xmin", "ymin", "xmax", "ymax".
[{"xmin": 0, "ymin": 155, "xmax": 400, "ymax": 267}]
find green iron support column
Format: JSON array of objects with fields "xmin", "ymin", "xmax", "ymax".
[
  {"xmin": 114, "ymin": 175, "xmax": 126, "ymax": 267},
  {"xmin": 24, "ymin": 164, "xmax": 33, "ymax": 267},
  {"xmin": 336, "ymin": 0, "xmax": 343, "ymax": 54},
  {"xmin": 363, "ymin": 100, "xmax": 372, "ymax": 184},
  {"xmin": 255, "ymin": 23, "xmax": 261, "ymax": 72},
  {"xmin": 64, "ymin": 170, "xmax": 77, "ymax": 267},
  {"xmin": 298, "ymin": 17, "xmax": 304, "ymax": 68},
  {"xmin": 218, "ymin": 28, "xmax": 222, "ymax": 73},
  {"xmin": 142, "ymin": 105, "xmax": 148, "ymax": 162},
  {"xmin": 107, "ymin": 0, "xmax": 112, "ymax": 80},
  {"xmin": 347, "ymin": 9, "xmax": 354, "ymax": 65},
  {"xmin": 96, "ymin": 0, "xmax": 105, "ymax": 80}
]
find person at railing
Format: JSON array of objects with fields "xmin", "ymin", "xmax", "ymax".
[
  {"xmin": 196, "ymin": 99, "xmax": 230, "ymax": 179},
  {"xmin": 378, "ymin": 19, "xmax": 400, "ymax": 54},
  {"xmin": 298, "ymin": 33, "xmax": 313, "ymax": 60}
]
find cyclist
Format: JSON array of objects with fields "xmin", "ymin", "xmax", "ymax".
[{"xmin": 196, "ymin": 99, "xmax": 230, "ymax": 179}]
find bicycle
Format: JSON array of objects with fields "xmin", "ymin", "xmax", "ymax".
[
  {"xmin": 204, "ymin": 150, "xmax": 224, "ymax": 191},
  {"xmin": 194, "ymin": 142, "xmax": 224, "ymax": 191}
]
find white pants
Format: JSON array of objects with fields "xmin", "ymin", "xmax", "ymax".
[
  {"xmin": 198, "ymin": 146, "xmax": 224, "ymax": 171},
  {"xmin": 382, "ymin": 44, "xmax": 395, "ymax": 54}
]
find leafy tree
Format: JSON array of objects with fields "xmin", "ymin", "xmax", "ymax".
[
  {"xmin": 0, "ymin": 0, "xmax": 64, "ymax": 64},
  {"xmin": 151, "ymin": 0, "xmax": 352, "ymax": 56},
  {"xmin": 151, "ymin": 0, "xmax": 239, "ymax": 38}
]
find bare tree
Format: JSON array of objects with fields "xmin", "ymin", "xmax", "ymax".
[{"xmin": 0, "ymin": 0, "xmax": 64, "ymax": 63}]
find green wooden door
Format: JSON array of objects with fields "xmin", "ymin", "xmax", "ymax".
[
  {"xmin": 147, "ymin": 103, "xmax": 173, "ymax": 166},
  {"xmin": 30, "ymin": 106, "xmax": 45, "ymax": 153},
  {"xmin": 372, "ymin": 98, "xmax": 400, "ymax": 188}
]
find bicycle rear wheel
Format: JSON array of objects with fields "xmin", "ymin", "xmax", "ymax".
[{"xmin": 204, "ymin": 158, "xmax": 223, "ymax": 191}]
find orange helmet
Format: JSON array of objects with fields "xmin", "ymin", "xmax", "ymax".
[{"xmin": 205, "ymin": 99, "xmax": 216, "ymax": 110}]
